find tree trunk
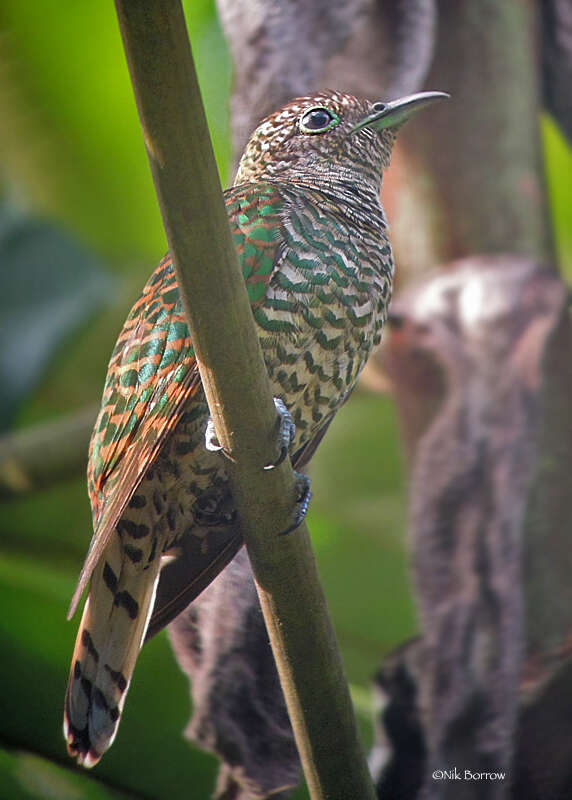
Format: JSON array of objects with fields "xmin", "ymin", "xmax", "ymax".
[{"xmin": 371, "ymin": 2, "xmax": 572, "ymax": 798}]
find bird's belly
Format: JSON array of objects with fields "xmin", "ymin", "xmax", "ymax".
[
  {"xmin": 134, "ymin": 283, "xmax": 383, "ymax": 550},
  {"xmin": 258, "ymin": 244, "xmax": 389, "ymax": 452},
  {"xmin": 135, "ymin": 398, "xmax": 233, "ymax": 549},
  {"xmin": 263, "ymin": 313, "xmax": 376, "ymax": 452},
  {"xmin": 137, "ymin": 341, "xmax": 355, "ymax": 551}
]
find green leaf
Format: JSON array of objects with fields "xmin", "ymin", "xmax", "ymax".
[
  {"xmin": 0, "ymin": 550, "xmax": 217, "ymax": 798},
  {"xmin": 0, "ymin": 749, "xmax": 132, "ymax": 800},
  {"xmin": 0, "ymin": 208, "xmax": 112, "ymax": 429},
  {"xmin": 543, "ymin": 114, "xmax": 572, "ymax": 277},
  {"xmin": 0, "ymin": 0, "xmax": 230, "ymax": 262}
]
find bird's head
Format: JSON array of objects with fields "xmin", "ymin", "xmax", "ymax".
[{"xmin": 235, "ymin": 90, "xmax": 448, "ymax": 189}]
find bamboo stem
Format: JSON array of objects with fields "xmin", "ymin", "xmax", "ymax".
[{"xmin": 113, "ymin": 2, "xmax": 376, "ymax": 797}]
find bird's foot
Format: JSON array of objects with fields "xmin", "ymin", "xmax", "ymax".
[
  {"xmin": 204, "ymin": 418, "xmax": 235, "ymax": 461},
  {"xmin": 264, "ymin": 398, "xmax": 296, "ymax": 470},
  {"xmin": 205, "ymin": 398, "xmax": 294, "ymax": 466},
  {"xmin": 259, "ymin": 397, "xmax": 311, "ymax": 534},
  {"xmin": 204, "ymin": 417, "xmax": 222, "ymax": 453},
  {"xmin": 280, "ymin": 471, "xmax": 312, "ymax": 535}
]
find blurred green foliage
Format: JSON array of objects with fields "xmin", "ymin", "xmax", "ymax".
[
  {"xmin": 543, "ymin": 114, "xmax": 572, "ymax": 275},
  {"xmin": 0, "ymin": 2, "xmax": 571, "ymax": 799},
  {"xmin": 0, "ymin": 208, "xmax": 112, "ymax": 429},
  {"xmin": 0, "ymin": 0, "xmax": 230, "ymax": 265}
]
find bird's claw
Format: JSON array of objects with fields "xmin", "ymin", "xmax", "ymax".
[
  {"xmin": 204, "ymin": 418, "xmax": 235, "ymax": 461},
  {"xmin": 260, "ymin": 398, "xmax": 310, "ymax": 533},
  {"xmin": 264, "ymin": 398, "xmax": 296, "ymax": 470},
  {"xmin": 279, "ymin": 471, "xmax": 312, "ymax": 536},
  {"xmin": 205, "ymin": 417, "xmax": 223, "ymax": 452}
]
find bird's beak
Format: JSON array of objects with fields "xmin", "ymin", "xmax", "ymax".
[{"xmin": 351, "ymin": 91, "xmax": 449, "ymax": 133}]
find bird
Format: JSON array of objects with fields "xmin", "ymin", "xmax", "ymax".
[{"xmin": 64, "ymin": 88, "xmax": 447, "ymax": 767}]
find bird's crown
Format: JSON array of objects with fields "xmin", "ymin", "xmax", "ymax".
[
  {"xmin": 235, "ymin": 89, "xmax": 447, "ymax": 187},
  {"xmin": 235, "ymin": 91, "xmax": 387, "ymax": 186}
]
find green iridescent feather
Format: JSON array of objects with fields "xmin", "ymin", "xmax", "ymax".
[{"xmin": 75, "ymin": 183, "xmax": 285, "ymax": 613}]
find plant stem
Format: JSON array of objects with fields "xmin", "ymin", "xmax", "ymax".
[
  {"xmin": 0, "ymin": 407, "xmax": 96, "ymax": 497},
  {"xmin": 114, "ymin": 2, "xmax": 376, "ymax": 797}
]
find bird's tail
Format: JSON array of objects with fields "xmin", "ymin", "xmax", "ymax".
[{"xmin": 64, "ymin": 533, "xmax": 161, "ymax": 767}]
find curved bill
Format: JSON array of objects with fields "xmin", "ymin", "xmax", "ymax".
[{"xmin": 351, "ymin": 91, "xmax": 450, "ymax": 133}]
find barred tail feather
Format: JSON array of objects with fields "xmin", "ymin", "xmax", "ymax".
[{"xmin": 64, "ymin": 535, "xmax": 161, "ymax": 767}]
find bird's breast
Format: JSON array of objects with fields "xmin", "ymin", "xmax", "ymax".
[{"xmin": 256, "ymin": 196, "xmax": 393, "ymax": 450}]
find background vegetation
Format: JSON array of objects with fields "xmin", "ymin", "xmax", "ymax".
[{"xmin": 1, "ymin": 2, "xmax": 571, "ymax": 798}]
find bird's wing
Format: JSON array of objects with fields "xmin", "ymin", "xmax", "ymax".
[
  {"xmin": 69, "ymin": 183, "xmax": 285, "ymax": 619},
  {"xmin": 144, "ymin": 419, "xmax": 331, "ymax": 640}
]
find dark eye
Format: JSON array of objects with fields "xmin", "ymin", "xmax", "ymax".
[
  {"xmin": 299, "ymin": 107, "xmax": 339, "ymax": 134},
  {"xmin": 372, "ymin": 102, "xmax": 387, "ymax": 112}
]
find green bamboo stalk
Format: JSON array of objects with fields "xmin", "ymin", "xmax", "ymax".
[{"xmin": 113, "ymin": 2, "xmax": 376, "ymax": 798}]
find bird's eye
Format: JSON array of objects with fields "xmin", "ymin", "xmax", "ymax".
[
  {"xmin": 299, "ymin": 107, "xmax": 339, "ymax": 134},
  {"xmin": 372, "ymin": 102, "xmax": 387, "ymax": 112}
]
